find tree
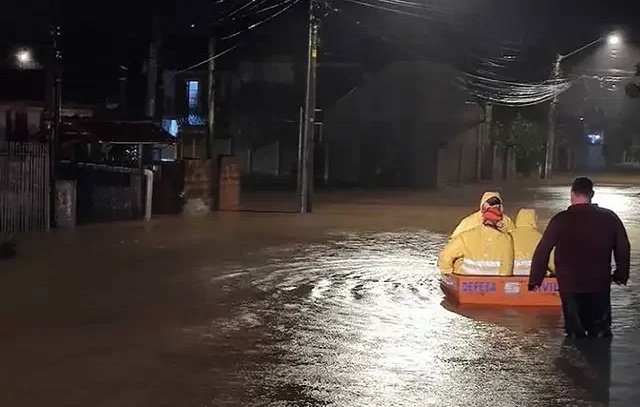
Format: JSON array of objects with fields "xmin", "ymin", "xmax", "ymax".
[{"xmin": 492, "ymin": 113, "xmax": 545, "ymax": 176}]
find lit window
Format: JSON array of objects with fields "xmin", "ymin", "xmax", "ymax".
[
  {"xmin": 587, "ymin": 133, "xmax": 603, "ymax": 145},
  {"xmin": 187, "ymin": 80, "xmax": 200, "ymax": 111},
  {"xmin": 161, "ymin": 119, "xmax": 179, "ymax": 137}
]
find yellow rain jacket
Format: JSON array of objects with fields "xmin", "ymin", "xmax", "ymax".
[
  {"xmin": 510, "ymin": 209, "xmax": 555, "ymax": 276},
  {"xmin": 449, "ymin": 191, "xmax": 515, "ymax": 240},
  {"xmin": 438, "ymin": 223, "xmax": 514, "ymax": 276}
]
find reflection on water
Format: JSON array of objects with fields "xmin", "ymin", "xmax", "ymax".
[
  {"xmin": 182, "ymin": 184, "xmax": 640, "ymax": 405},
  {"xmin": 527, "ymin": 185, "xmax": 640, "ymax": 223},
  {"xmin": 4, "ymin": 183, "xmax": 640, "ymax": 406},
  {"xmin": 555, "ymin": 338, "xmax": 612, "ymax": 406},
  {"xmin": 192, "ymin": 230, "xmax": 625, "ymax": 406}
]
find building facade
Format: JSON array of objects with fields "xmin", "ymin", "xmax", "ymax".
[
  {"xmin": 323, "ymin": 61, "xmax": 492, "ymax": 188},
  {"xmin": 0, "ymin": 100, "xmax": 94, "ymax": 142}
]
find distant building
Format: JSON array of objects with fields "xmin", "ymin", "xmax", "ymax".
[
  {"xmin": 160, "ymin": 55, "xmax": 303, "ymax": 175},
  {"xmin": 0, "ymin": 69, "xmax": 95, "ymax": 142},
  {"xmin": 0, "ymin": 100, "xmax": 94, "ymax": 142},
  {"xmin": 323, "ymin": 61, "xmax": 491, "ymax": 188},
  {"xmin": 159, "ymin": 59, "xmax": 513, "ymax": 188}
]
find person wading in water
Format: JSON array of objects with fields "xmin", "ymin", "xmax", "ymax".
[{"xmin": 528, "ymin": 177, "xmax": 630, "ymax": 338}]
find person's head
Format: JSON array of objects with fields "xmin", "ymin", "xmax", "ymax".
[
  {"xmin": 482, "ymin": 202, "xmax": 504, "ymax": 228},
  {"xmin": 570, "ymin": 177, "xmax": 594, "ymax": 205},
  {"xmin": 515, "ymin": 208, "xmax": 538, "ymax": 229},
  {"xmin": 480, "ymin": 193, "xmax": 503, "ymax": 212}
]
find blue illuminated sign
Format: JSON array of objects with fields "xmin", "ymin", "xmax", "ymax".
[
  {"xmin": 537, "ymin": 281, "xmax": 559, "ymax": 293},
  {"xmin": 461, "ymin": 281, "xmax": 496, "ymax": 293}
]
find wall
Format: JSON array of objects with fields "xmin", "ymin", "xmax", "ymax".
[
  {"xmin": 436, "ymin": 124, "xmax": 480, "ymax": 189},
  {"xmin": 323, "ymin": 61, "xmax": 484, "ymax": 188},
  {"xmin": 250, "ymin": 141, "xmax": 280, "ymax": 175},
  {"xmin": 328, "ymin": 136, "xmax": 361, "ymax": 185},
  {"xmin": 0, "ymin": 103, "xmax": 94, "ymax": 142},
  {"xmin": 183, "ymin": 159, "xmax": 214, "ymax": 215},
  {"xmin": 588, "ymin": 144, "xmax": 604, "ymax": 170}
]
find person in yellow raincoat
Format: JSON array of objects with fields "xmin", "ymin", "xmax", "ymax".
[
  {"xmin": 438, "ymin": 203, "xmax": 514, "ymax": 276},
  {"xmin": 510, "ymin": 208, "xmax": 555, "ymax": 276},
  {"xmin": 450, "ymin": 191, "xmax": 515, "ymax": 240}
]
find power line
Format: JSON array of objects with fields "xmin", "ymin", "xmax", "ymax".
[
  {"xmin": 174, "ymin": 0, "xmax": 299, "ymax": 73},
  {"xmin": 175, "ymin": 44, "xmax": 238, "ymax": 74},
  {"xmin": 221, "ymin": 0, "xmax": 300, "ymax": 41},
  {"xmin": 339, "ymin": 0, "xmax": 454, "ymax": 23}
]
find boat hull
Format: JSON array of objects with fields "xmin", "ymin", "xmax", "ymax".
[{"xmin": 440, "ymin": 274, "xmax": 561, "ymax": 307}]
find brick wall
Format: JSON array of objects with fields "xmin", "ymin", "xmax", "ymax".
[{"xmin": 183, "ymin": 159, "xmax": 214, "ymax": 214}]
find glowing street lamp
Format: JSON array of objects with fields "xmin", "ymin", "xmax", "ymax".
[
  {"xmin": 16, "ymin": 49, "xmax": 32, "ymax": 65},
  {"xmin": 607, "ymin": 33, "xmax": 621, "ymax": 46},
  {"xmin": 543, "ymin": 31, "xmax": 624, "ymax": 179}
]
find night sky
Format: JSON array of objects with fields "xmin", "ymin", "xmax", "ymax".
[{"xmin": 1, "ymin": 0, "xmax": 639, "ymax": 107}]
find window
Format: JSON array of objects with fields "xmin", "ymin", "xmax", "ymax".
[
  {"xmin": 186, "ymin": 80, "xmax": 200, "ymax": 112},
  {"xmin": 161, "ymin": 119, "xmax": 179, "ymax": 137},
  {"xmin": 185, "ymin": 80, "xmax": 206, "ymax": 126},
  {"xmin": 587, "ymin": 133, "xmax": 603, "ymax": 145}
]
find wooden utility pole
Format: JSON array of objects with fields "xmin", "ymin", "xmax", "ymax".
[
  {"xmin": 543, "ymin": 55, "xmax": 562, "ymax": 179},
  {"xmin": 297, "ymin": 106, "xmax": 304, "ymax": 192},
  {"xmin": 146, "ymin": 19, "xmax": 160, "ymax": 119},
  {"xmin": 48, "ymin": 0, "xmax": 62, "ymax": 229},
  {"xmin": 299, "ymin": 0, "xmax": 319, "ymax": 214},
  {"xmin": 119, "ymin": 65, "xmax": 128, "ymax": 118},
  {"xmin": 478, "ymin": 102, "xmax": 492, "ymax": 180},
  {"xmin": 207, "ymin": 36, "xmax": 216, "ymax": 158}
]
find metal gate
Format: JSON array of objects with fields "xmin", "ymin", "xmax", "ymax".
[{"xmin": 0, "ymin": 142, "xmax": 50, "ymax": 239}]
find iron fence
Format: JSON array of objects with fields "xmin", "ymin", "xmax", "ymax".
[{"xmin": 0, "ymin": 142, "xmax": 50, "ymax": 239}]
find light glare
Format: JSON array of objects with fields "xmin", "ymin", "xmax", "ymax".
[
  {"xmin": 607, "ymin": 34, "xmax": 621, "ymax": 46},
  {"xmin": 16, "ymin": 49, "xmax": 31, "ymax": 64}
]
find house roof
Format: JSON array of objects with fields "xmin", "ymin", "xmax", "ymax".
[{"xmin": 58, "ymin": 120, "xmax": 178, "ymax": 144}]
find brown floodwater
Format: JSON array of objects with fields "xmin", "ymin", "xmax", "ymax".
[{"xmin": 1, "ymin": 184, "xmax": 639, "ymax": 406}]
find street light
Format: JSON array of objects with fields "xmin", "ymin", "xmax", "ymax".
[
  {"xmin": 607, "ymin": 34, "xmax": 621, "ymax": 46},
  {"xmin": 543, "ymin": 31, "xmax": 622, "ymax": 179},
  {"xmin": 16, "ymin": 49, "xmax": 32, "ymax": 64}
]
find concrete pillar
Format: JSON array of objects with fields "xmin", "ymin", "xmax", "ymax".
[{"xmin": 183, "ymin": 159, "xmax": 214, "ymax": 215}]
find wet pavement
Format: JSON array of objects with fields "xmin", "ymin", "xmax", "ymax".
[{"xmin": 2, "ymin": 181, "xmax": 640, "ymax": 406}]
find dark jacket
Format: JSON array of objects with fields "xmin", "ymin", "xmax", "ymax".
[{"xmin": 529, "ymin": 204, "xmax": 630, "ymax": 293}]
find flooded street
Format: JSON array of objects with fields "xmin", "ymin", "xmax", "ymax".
[{"xmin": 2, "ymin": 182, "xmax": 640, "ymax": 406}]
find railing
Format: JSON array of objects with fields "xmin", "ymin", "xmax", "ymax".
[{"xmin": 0, "ymin": 142, "xmax": 50, "ymax": 239}]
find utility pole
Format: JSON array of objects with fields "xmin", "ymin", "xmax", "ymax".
[
  {"xmin": 119, "ymin": 65, "xmax": 128, "ymax": 118},
  {"xmin": 477, "ymin": 102, "xmax": 492, "ymax": 180},
  {"xmin": 146, "ymin": 19, "xmax": 160, "ymax": 119},
  {"xmin": 297, "ymin": 106, "xmax": 304, "ymax": 192},
  {"xmin": 207, "ymin": 36, "xmax": 216, "ymax": 158},
  {"xmin": 543, "ymin": 54, "xmax": 562, "ymax": 179},
  {"xmin": 299, "ymin": 0, "xmax": 319, "ymax": 214},
  {"xmin": 48, "ymin": 0, "xmax": 62, "ymax": 229}
]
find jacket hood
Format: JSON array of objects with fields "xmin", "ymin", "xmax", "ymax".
[
  {"xmin": 515, "ymin": 208, "xmax": 538, "ymax": 228},
  {"xmin": 480, "ymin": 191, "xmax": 502, "ymax": 210}
]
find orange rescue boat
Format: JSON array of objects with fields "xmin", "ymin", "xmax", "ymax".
[{"xmin": 440, "ymin": 274, "xmax": 561, "ymax": 307}]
